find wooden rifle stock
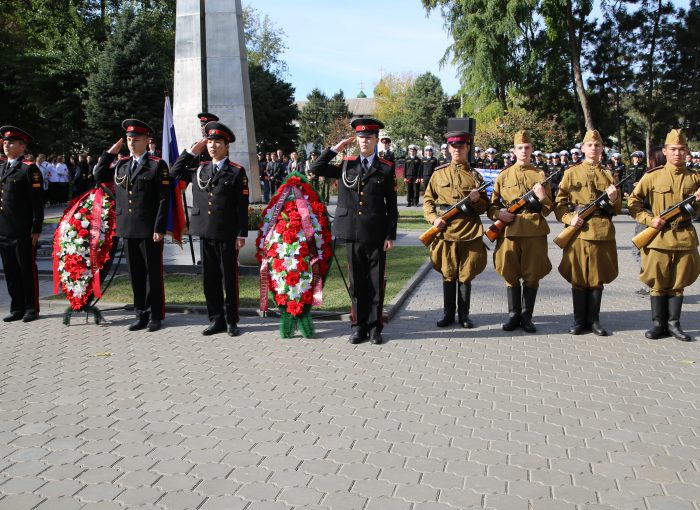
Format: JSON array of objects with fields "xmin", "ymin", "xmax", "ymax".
[
  {"xmin": 553, "ymin": 173, "xmax": 633, "ymax": 249},
  {"xmin": 419, "ymin": 181, "xmax": 490, "ymax": 247},
  {"xmin": 631, "ymin": 195, "xmax": 697, "ymax": 250},
  {"xmin": 484, "ymin": 168, "xmax": 562, "ymax": 242}
]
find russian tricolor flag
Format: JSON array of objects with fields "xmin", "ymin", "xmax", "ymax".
[{"xmin": 162, "ymin": 95, "xmax": 187, "ymax": 246}]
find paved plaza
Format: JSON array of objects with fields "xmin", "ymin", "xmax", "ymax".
[{"xmin": 0, "ymin": 214, "xmax": 699, "ymax": 510}]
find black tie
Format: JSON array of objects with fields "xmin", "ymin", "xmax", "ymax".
[
  {"xmin": 362, "ymin": 158, "xmax": 369, "ymax": 176},
  {"xmin": 3, "ymin": 160, "xmax": 14, "ymax": 178},
  {"xmin": 129, "ymin": 158, "xmax": 137, "ymax": 176}
]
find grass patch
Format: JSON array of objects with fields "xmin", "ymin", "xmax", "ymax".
[
  {"xmin": 398, "ymin": 209, "xmax": 430, "ymax": 231},
  {"xmin": 76, "ymin": 246, "xmax": 427, "ymax": 311},
  {"xmin": 43, "ymin": 216, "xmax": 61, "ymax": 224}
]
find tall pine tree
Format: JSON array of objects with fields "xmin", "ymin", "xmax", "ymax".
[{"xmin": 84, "ymin": 6, "xmax": 167, "ymax": 151}]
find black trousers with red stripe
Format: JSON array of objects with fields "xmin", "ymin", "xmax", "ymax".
[
  {"xmin": 200, "ymin": 238, "xmax": 239, "ymax": 325},
  {"xmin": 346, "ymin": 241, "xmax": 386, "ymax": 332},
  {"xmin": 0, "ymin": 235, "xmax": 39, "ymax": 314},
  {"xmin": 124, "ymin": 238, "xmax": 164, "ymax": 320}
]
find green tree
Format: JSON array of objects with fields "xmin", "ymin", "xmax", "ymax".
[
  {"xmin": 249, "ymin": 63, "xmax": 298, "ymax": 152},
  {"xmin": 298, "ymin": 89, "xmax": 330, "ymax": 150},
  {"xmin": 242, "ymin": 5, "xmax": 288, "ymax": 76},
  {"xmin": 84, "ymin": 6, "xmax": 167, "ymax": 151},
  {"xmin": 403, "ymin": 72, "xmax": 451, "ymax": 143}
]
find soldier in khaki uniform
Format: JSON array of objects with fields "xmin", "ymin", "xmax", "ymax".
[
  {"xmin": 554, "ymin": 129, "xmax": 621, "ymax": 336},
  {"xmin": 423, "ymin": 129, "xmax": 488, "ymax": 329},
  {"xmin": 488, "ymin": 130, "xmax": 552, "ymax": 333},
  {"xmin": 627, "ymin": 129, "xmax": 700, "ymax": 341}
]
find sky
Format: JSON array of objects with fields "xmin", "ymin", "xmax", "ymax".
[{"xmin": 249, "ymin": 0, "xmax": 693, "ymax": 101}]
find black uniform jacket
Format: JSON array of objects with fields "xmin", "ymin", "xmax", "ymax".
[
  {"xmin": 420, "ymin": 157, "xmax": 438, "ymax": 182},
  {"xmin": 311, "ymin": 149, "xmax": 398, "ymax": 245},
  {"xmin": 94, "ymin": 151, "xmax": 170, "ymax": 238},
  {"xmin": 171, "ymin": 151, "xmax": 249, "ymax": 240},
  {"xmin": 0, "ymin": 157, "xmax": 44, "ymax": 238},
  {"xmin": 404, "ymin": 156, "xmax": 422, "ymax": 180}
]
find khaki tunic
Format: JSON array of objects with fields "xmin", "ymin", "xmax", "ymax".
[
  {"xmin": 423, "ymin": 162, "xmax": 488, "ymax": 282},
  {"xmin": 554, "ymin": 161, "xmax": 621, "ymax": 288},
  {"xmin": 488, "ymin": 162, "xmax": 553, "ymax": 287},
  {"xmin": 627, "ymin": 163, "xmax": 700, "ymax": 294}
]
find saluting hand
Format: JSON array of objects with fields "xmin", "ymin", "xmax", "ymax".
[
  {"xmin": 107, "ymin": 139, "xmax": 123, "ymax": 155},
  {"xmin": 332, "ymin": 137, "xmax": 356, "ymax": 153},
  {"xmin": 606, "ymin": 184, "xmax": 618, "ymax": 202},
  {"xmin": 190, "ymin": 138, "xmax": 208, "ymax": 155}
]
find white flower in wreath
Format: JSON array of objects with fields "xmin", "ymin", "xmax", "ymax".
[
  {"xmin": 282, "ymin": 256, "xmax": 298, "ymax": 271},
  {"xmin": 74, "ymin": 213, "xmax": 82, "ymax": 220},
  {"xmin": 81, "ymin": 219, "xmax": 90, "ymax": 228}
]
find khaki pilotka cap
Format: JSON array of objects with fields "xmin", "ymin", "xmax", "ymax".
[
  {"xmin": 665, "ymin": 128, "xmax": 688, "ymax": 146},
  {"xmin": 582, "ymin": 129, "xmax": 604, "ymax": 144},
  {"xmin": 513, "ymin": 130, "xmax": 533, "ymax": 145}
]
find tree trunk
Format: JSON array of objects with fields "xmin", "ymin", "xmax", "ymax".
[
  {"xmin": 565, "ymin": 0, "xmax": 594, "ymax": 130},
  {"xmin": 645, "ymin": 0, "xmax": 663, "ymax": 160}
]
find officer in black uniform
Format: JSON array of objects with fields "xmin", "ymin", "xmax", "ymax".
[
  {"xmin": 610, "ymin": 152, "xmax": 626, "ymax": 187},
  {"xmin": 379, "ymin": 137, "xmax": 395, "ymax": 165},
  {"xmin": 570, "ymin": 147, "xmax": 582, "ymax": 166},
  {"xmin": 420, "ymin": 146, "xmax": 438, "ymax": 185},
  {"xmin": 404, "ymin": 144, "xmax": 422, "ymax": 206},
  {"xmin": 94, "ymin": 119, "xmax": 171, "ymax": 332},
  {"xmin": 483, "ymin": 148, "xmax": 501, "ymax": 170},
  {"xmin": 171, "ymin": 122, "xmax": 248, "ymax": 336},
  {"xmin": 311, "ymin": 118, "xmax": 398, "ymax": 344},
  {"xmin": 473, "ymin": 146, "xmax": 484, "ymax": 167},
  {"xmin": 0, "ymin": 126, "xmax": 44, "ymax": 322},
  {"xmin": 196, "ymin": 112, "xmax": 219, "ymax": 164}
]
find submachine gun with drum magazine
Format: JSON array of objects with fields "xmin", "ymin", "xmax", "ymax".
[
  {"xmin": 631, "ymin": 195, "xmax": 698, "ymax": 249},
  {"xmin": 419, "ymin": 180, "xmax": 491, "ymax": 247},
  {"xmin": 484, "ymin": 168, "xmax": 562, "ymax": 242},
  {"xmin": 553, "ymin": 172, "xmax": 634, "ymax": 249}
]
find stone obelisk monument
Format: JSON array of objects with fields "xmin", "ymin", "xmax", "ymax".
[{"xmin": 173, "ymin": 0, "xmax": 260, "ymax": 201}]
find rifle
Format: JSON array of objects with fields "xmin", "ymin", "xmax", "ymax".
[
  {"xmin": 484, "ymin": 168, "xmax": 562, "ymax": 242},
  {"xmin": 631, "ymin": 195, "xmax": 698, "ymax": 250},
  {"xmin": 553, "ymin": 173, "xmax": 633, "ymax": 249},
  {"xmin": 419, "ymin": 180, "xmax": 491, "ymax": 247}
]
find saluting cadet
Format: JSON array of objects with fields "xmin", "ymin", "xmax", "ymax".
[
  {"xmin": 488, "ymin": 131, "xmax": 552, "ymax": 333},
  {"xmin": 94, "ymin": 119, "xmax": 170, "ymax": 332},
  {"xmin": 423, "ymin": 128, "xmax": 488, "ymax": 329},
  {"xmin": 554, "ymin": 129, "xmax": 621, "ymax": 336},
  {"xmin": 628, "ymin": 129, "xmax": 700, "ymax": 341},
  {"xmin": 404, "ymin": 145, "xmax": 422, "ymax": 206},
  {"xmin": 311, "ymin": 118, "xmax": 398, "ymax": 345},
  {"xmin": 196, "ymin": 112, "xmax": 219, "ymax": 164},
  {"xmin": 171, "ymin": 122, "xmax": 249, "ymax": 337},
  {"xmin": 0, "ymin": 126, "xmax": 43, "ymax": 322},
  {"xmin": 420, "ymin": 146, "xmax": 438, "ymax": 185},
  {"xmin": 379, "ymin": 136, "xmax": 395, "ymax": 165}
]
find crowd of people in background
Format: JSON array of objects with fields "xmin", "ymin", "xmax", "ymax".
[{"xmin": 17, "ymin": 151, "xmax": 95, "ymax": 206}]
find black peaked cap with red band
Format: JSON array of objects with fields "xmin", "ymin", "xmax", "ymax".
[
  {"xmin": 350, "ymin": 118, "xmax": 384, "ymax": 138},
  {"xmin": 198, "ymin": 112, "xmax": 219, "ymax": 124},
  {"xmin": 444, "ymin": 131, "xmax": 473, "ymax": 144},
  {"xmin": 0, "ymin": 125, "xmax": 32, "ymax": 143},
  {"xmin": 204, "ymin": 122, "xmax": 235, "ymax": 143},
  {"xmin": 122, "ymin": 119, "xmax": 155, "ymax": 137}
]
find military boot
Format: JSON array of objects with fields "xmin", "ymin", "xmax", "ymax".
[
  {"xmin": 645, "ymin": 295, "xmax": 669, "ymax": 339},
  {"xmin": 588, "ymin": 288, "xmax": 608, "ymax": 336},
  {"xmin": 667, "ymin": 295, "xmax": 694, "ymax": 341},
  {"xmin": 569, "ymin": 289, "xmax": 587, "ymax": 335},
  {"xmin": 521, "ymin": 286, "xmax": 538, "ymax": 334},
  {"xmin": 436, "ymin": 281, "xmax": 456, "ymax": 327},
  {"xmin": 128, "ymin": 310, "xmax": 149, "ymax": 331},
  {"xmin": 502, "ymin": 286, "xmax": 522, "ymax": 331},
  {"xmin": 457, "ymin": 281, "xmax": 474, "ymax": 328}
]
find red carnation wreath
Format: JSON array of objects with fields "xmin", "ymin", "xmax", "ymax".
[{"xmin": 256, "ymin": 172, "xmax": 333, "ymax": 338}]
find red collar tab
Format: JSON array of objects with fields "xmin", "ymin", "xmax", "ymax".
[
  {"xmin": 3, "ymin": 130, "xmax": 29, "ymax": 143},
  {"xmin": 355, "ymin": 124, "xmax": 380, "ymax": 132},
  {"xmin": 126, "ymin": 125, "xmax": 150, "ymax": 135}
]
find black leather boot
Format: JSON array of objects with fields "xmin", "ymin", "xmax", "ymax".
[
  {"xmin": 437, "ymin": 281, "xmax": 457, "ymax": 327},
  {"xmin": 502, "ymin": 286, "xmax": 522, "ymax": 331},
  {"xmin": 128, "ymin": 311, "xmax": 149, "ymax": 331},
  {"xmin": 457, "ymin": 281, "xmax": 474, "ymax": 328},
  {"xmin": 569, "ymin": 289, "xmax": 587, "ymax": 335},
  {"xmin": 521, "ymin": 286, "xmax": 538, "ymax": 333},
  {"xmin": 588, "ymin": 288, "xmax": 608, "ymax": 336},
  {"xmin": 645, "ymin": 295, "xmax": 668, "ymax": 339},
  {"xmin": 667, "ymin": 295, "xmax": 694, "ymax": 341}
]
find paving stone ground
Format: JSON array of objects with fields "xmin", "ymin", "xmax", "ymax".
[{"xmin": 0, "ymin": 214, "xmax": 699, "ymax": 510}]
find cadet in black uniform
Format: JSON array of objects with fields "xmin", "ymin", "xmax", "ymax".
[
  {"xmin": 404, "ymin": 145, "xmax": 422, "ymax": 206},
  {"xmin": 483, "ymin": 148, "xmax": 501, "ymax": 170},
  {"xmin": 421, "ymin": 146, "xmax": 438, "ymax": 186},
  {"xmin": 171, "ymin": 122, "xmax": 248, "ymax": 337},
  {"xmin": 379, "ymin": 137, "xmax": 395, "ymax": 166},
  {"xmin": 473, "ymin": 146, "xmax": 484, "ymax": 167},
  {"xmin": 94, "ymin": 119, "xmax": 170, "ymax": 332},
  {"xmin": 438, "ymin": 144, "xmax": 450, "ymax": 165},
  {"xmin": 0, "ymin": 126, "xmax": 44, "ymax": 322},
  {"xmin": 311, "ymin": 118, "xmax": 398, "ymax": 344},
  {"xmin": 533, "ymin": 150, "xmax": 547, "ymax": 171}
]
